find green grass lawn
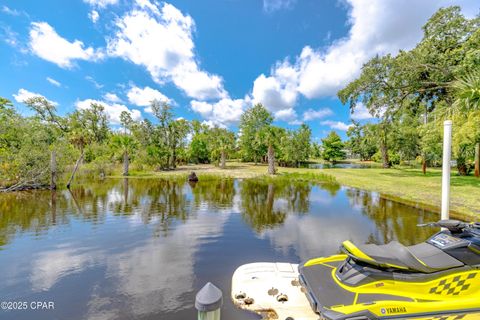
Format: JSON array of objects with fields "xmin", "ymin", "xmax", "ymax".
[{"xmin": 321, "ymin": 167, "xmax": 480, "ymax": 219}]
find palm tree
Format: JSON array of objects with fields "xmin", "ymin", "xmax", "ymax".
[
  {"xmin": 111, "ymin": 134, "xmax": 137, "ymax": 176},
  {"xmin": 66, "ymin": 104, "xmax": 108, "ymax": 187},
  {"xmin": 119, "ymin": 111, "xmax": 135, "ymax": 176},
  {"xmin": 452, "ymin": 72, "xmax": 480, "ymax": 177},
  {"xmin": 264, "ymin": 126, "xmax": 282, "ymax": 175},
  {"xmin": 66, "ymin": 112, "xmax": 91, "ymax": 188},
  {"xmin": 210, "ymin": 127, "xmax": 235, "ymax": 169}
]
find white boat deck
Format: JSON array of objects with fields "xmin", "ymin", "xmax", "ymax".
[
  {"xmin": 231, "ymin": 262, "xmax": 319, "ymax": 320},
  {"xmin": 231, "ymin": 263, "xmax": 480, "ymax": 320}
]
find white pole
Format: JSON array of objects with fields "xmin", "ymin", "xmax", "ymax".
[{"xmin": 441, "ymin": 120, "xmax": 452, "ymax": 221}]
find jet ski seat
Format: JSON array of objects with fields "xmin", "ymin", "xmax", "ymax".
[{"xmin": 341, "ymin": 240, "xmax": 464, "ymax": 273}]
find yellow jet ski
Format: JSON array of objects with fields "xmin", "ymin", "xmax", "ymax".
[{"xmin": 299, "ymin": 220, "xmax": 480, "ymax": 319}]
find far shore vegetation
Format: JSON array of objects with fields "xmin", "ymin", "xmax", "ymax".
[{"xmin": 1, "ymin": 7, "xmax": 479, "ymax": 219}]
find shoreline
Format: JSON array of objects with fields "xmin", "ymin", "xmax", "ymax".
[
  {"xmin": 2, "ymin": 161, "xmax": 479, "ymax": 220},
  {"xmin": 107, "ymin": 162, "xmax": 480, "ymax": 220}
]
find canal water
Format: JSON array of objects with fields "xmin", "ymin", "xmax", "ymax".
[{"xmin": 0, "ymin": 178, "xmax": 439, "ymax": 320}]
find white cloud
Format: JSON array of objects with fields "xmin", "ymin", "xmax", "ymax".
[
  {"xmin": 260, "ymin": 207, "xmax": 380, "ymax": 261},
  {"xmin": 201, "ymin": 120, "xmax": 226, "ymax": 129},
  {"xmin": 1, "ymin": 26, "xmax": 20, "ymax": 48},
  {"xmin": 172, "ymin": 65, "xmax": 227, "ymax": 101},
  {"xmin": 29, "ymin": 22, "xmax": 103, "ymax": 68},
  {"xmin": 13, "ymin": 88, "xmax": 57, "ymax": 105},
  {"xmin": 185, "ymin": 132, "xmax": 193, "ymax": 143},
  {"xmin": 253, "ymin": 0, "xmax": 477, "ymax": 105},
  {"xmin": 191, "ymin": 101, "xmax": 212, "ymax": 115},
  {"xmin": 350, "ymin": 102, "xmax": 374, "ymax": 120},
  {"xmin": 85, "ymin": 76, "xmax": 103, "ymax": 89},
  {"xmin": 103, "ymin": 92, "xmax": 122, "ymax": 103},
  {"xmin": 107, "ymin": 1, "xmax": 227, "ymax": 100},
  {"xmin": 83, "ymin": 0, "xmax": 118, "ymax": 8},
  {"xmin": 295, "ymin": 0, "xmax": 440, "ymax": 98},
  {"xmin": 75, "ymin": 99, "xmax": 142, "ymax": 124},
  {"xmin": 263, "ymin": 0, "xmax": 297, "ymax": 13},
  {"xmin": 274, "ymin": 108, "xmax": 297, "ymax": 122},
  {"xmin": 127, "ymin": 86, "xmax": 171, "ymax": 113},
  {"xmin": 321, "ymin": 120, "xmax": 352, "ymax": 131},
  {"xmin": 303, "ymin": 108, "xmax": 333, "ymax": 121},
  {"xmin": 252, "ymin": 61, "xmax": 298, "ymax": 112},
  {"xmin": 24, "ymin": 205, "xmax": 230, "ymax": 318},
  {"xmin": 88, "ymin": 10, "xmax": 99, "ymax": 23},
  {"xmin": 30, "ymin": 248, "xmax": 96, "ymax": 291},
  {"xmin": 191, "ymin": 97, "xmax": 250, "ymax": 125},
  {"xmin": 46, "ymin": 77, "xmax": 61, "ymax": 87},
  {"xmin": 2, "ymin": 5, "xmax": 21, "ymax": 16},
  {"xmin": 289, "ymin": 120, "xmax": 303, "ymax": 125}
]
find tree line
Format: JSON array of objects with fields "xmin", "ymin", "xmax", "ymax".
[
  {"xmin": 0, "ymin": 98, "xmax": 313, "ymax": 190},
  {"xmin": 339, "ymin": 6, "xmax": 480, "ymax": 176},
  {"xmin": 1, "ymin": 6, "xmax": 478, "ymax": 190}
]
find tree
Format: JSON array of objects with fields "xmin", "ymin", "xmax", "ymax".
[
  {"xmin": 346, "ymin": 121, "xmax": 377, "ymax": 161},
  {"xmin": 150, "ymin": 100, "xmax": 172, "ymax": 170},
  {"xmin": 111, "ymin": 134, "xmax": 137, "ymax": 176},
  {"xmin": 210, "ymin": 127, "xmax": 236, "ymax": 169},
  {"xmin": 120, "ymin": 111, "xmax": 133, "ymax": 134},
  {"xmin": 23, "ymin": 96, "xmax": 70, "ymax": 189},
  {"xmin": 189, "ymin": 120, "xmax": 210, "ymax": 164},
  {"xmin": 452, "ymin": 110, "xmax": 480, "ymax": 175},
  {"xmin": 294, "ymin": 124, "xmax": 312, "ymax": 165},
  {"xmin": 24, "ymin": 96, "xmax": 68, "ymax": 132},
  {"xmin": 419, "ymin": 120, "xmax": 443, "ymax": 168},
  {"xmin": 168, "ymin": 119, "xmax": 190, "ymax": 168},
  {"xmin": 81, "ymin": 103, "xmax": 109, "ymax": 144},
  {"xmin": 451, "ymin": 72, "xmax": 480, "ymax": 177},
  {"xmin": 264, "ymin": 126, "xmax": 283, "ymax": 174},
  {"xmin": 118, "ymin": 111, "xmax": 135, "ymax": 176},
  {"xmin": 339, "ymin": 7, "xmax": 479, "ymax": 170},
  {"xmin": 390, "ymin": 109, "xmax": 421, "ymax": 164},
  {"xmin": 66, "ymin": 103, "xmax": 109, "ymax": 188},
  {"xmin": 310, "ymin": 142, "xmax": 322, "ymax": 159},
  {"xmin": 0, "ymin": 97, "xmax": 13, "ymax": 109},
  {"xmin": 279, "ymin": 125, "xmax": 311, "ymax": 167},
  {"xmin": 1, "ymin": 97, "xmax": 67, "ymax": 191},
  {"xmin": 338, "ymin": 55, "xmax": 398, "ymax": 168},
  {"xmin": 321, "ymin": 131, "xmax": 346, "ymax": 163},
  {"xmin": 239, "ymin": 104, "xmax": 273, "ymax": 164}
]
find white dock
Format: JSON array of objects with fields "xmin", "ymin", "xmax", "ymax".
[{"xmin": 231, "ymin": 262, "xmax": 319, "ymax": 320}]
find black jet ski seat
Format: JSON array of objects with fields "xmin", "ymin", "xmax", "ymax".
[{"xmin": 341, "ymin": 240, "xmax": 464, "ymax": 273}]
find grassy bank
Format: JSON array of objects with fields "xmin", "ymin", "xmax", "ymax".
[{"xmin": 321, "ymin": 167, "xmax": 480, "ymax": 219}]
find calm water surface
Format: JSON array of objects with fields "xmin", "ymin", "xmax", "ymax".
[{"xmin": 0, "ymin": 178, "xmax": 439, "ymax": 320}]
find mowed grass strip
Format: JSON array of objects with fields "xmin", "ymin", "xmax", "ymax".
[{"xmin": 321, "ymin": 167, "xmax": 480, "ymax": 219}]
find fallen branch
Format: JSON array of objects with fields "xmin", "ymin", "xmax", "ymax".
[
  {"xmin": 66, "ymin": 150, "xmax": 84, "ymax": 189},
  {"xmin": 0, "ymin": 167, "xmax": 49, "ymax": 192}
]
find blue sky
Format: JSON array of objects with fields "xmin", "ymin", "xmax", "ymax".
[{"xmin": 0, "ymin": 0, "xmax": 478, "ymax": 140}]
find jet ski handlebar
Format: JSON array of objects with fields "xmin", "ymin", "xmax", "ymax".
[{"xmin": 417, "ymin": 219, "xmax": 480, "ymax": 233}]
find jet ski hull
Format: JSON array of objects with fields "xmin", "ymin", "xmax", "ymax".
[{"xmin": 299, "ymin": 255, "xmax": 480, "ymax": 320}]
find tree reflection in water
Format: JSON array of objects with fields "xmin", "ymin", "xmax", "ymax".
[
  {"xmin": 345, "ymin": 188, "xmax": 438, "ymax": 245},
  {"xmin": 239, "ymin": 178, "xmax": 312, "ymax": 231},
  {"xmin": 0, "ymin": 177, "xmax": 440, "ymax": 249},
  {"xmin": 0, "ymin": 177, "xmax": 445, "ymax": 320},
  {"xmin": 190, "ymin": 178, "xmax": 235, "ymax": 210}
]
